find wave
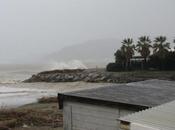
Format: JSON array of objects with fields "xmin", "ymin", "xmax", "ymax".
[
  {"xmin": 49, "ymin": 60, "xmax": 88, "ymax": 70},
  {"xmin": 0, "ymin": 70, "xmax": 33, "ymax": 83}
]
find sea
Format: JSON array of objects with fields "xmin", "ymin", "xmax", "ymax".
[{"xmin": 0, "ymin": 64, "xmax": 111, "ymax": 108}]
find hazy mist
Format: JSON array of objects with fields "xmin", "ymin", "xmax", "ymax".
[{"xmin": 0, "ymin": 0, "xmax": 175, "ymax": 64}]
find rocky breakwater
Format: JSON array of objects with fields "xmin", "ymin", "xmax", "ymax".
[
  {"xmin": 24, "ymin": 69, "xmax": 121, "ymax": 83},
  {"xmin": 24, "ymin": 69, "xmax": 175, "ymax": 83}
]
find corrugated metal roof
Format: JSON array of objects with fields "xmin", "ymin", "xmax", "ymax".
[
  {"xmin": 120, "ymin": 100, "xmax": 175, "ymax": 130},
  {"xmin": 61, "ymin": 80, "xmax": 175, "ymax": 108}
]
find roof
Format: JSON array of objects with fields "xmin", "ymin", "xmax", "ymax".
[
  {"xmin": 119, "ymin": 100, "xmax": 175, "ymax": 130},
  {"xmin": 58, "ymin": 79, "xmax": 175, "ymax": 108}
]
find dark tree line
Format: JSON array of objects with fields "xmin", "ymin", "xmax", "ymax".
[{"xmin": 107, "ymin": 36, "xmax": 175, "ymax": 71}]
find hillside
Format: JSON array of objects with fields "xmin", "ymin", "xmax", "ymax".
[{"xmin": 46, "ymin": 39, "xmax": 121, "ymax": 68}]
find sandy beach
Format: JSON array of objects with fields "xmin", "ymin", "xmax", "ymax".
[{"xmin": 0, "ymin": 81, "xmax": 113, "ymax": 130}]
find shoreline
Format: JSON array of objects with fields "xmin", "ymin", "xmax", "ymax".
[
  {"xmin": 0, "ymin": 81, "xmax": 114, "ymax": 129},
  {"xmin": 0, "ymin": 82, "xmax": 113, "ymax": 108}
]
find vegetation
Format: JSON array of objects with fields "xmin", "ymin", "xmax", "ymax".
[
  {"xmin": 107, "ymin": 36, "xmax": 175, "ymax": 71},
  {"xmin": 114, "ymin": 38, "xmax": 135, "ymax": 70},
  {"xmin": 121, "ymin": 38, "xmax": 135, "ymax": 70},
  {"xmin": 0, "ymin": 97, "xmax": 62, "ymax": 130},
  {"xmin": 38, "ymin": 97, "xmax": 58, "ymax": 104},
  {"xmin": 136, "ymin": 36, "xmax": 152, "ymax": 69}
]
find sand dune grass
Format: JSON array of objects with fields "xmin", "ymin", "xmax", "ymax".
[{"xmin": 0, "ymin": 97, "xmax": 63, "ymax": 130}]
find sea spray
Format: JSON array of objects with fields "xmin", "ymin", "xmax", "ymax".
[{"xmin": 49, "ymin": 60, "xmax": 88, "ymax": 70}]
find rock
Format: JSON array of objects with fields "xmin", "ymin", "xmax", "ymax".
[
  {"xmin": 107, "ymin": 79, "xmax": 112, "ymax": 82},
  {"xmin": 83, "ymin": 77, "xmax": 90, "ymax": 82},
  {"xmin": 22, "ymin": 124, "xmax": 28, "ymax": 128},
  {"xmin": 99, "ymin": 76, "xmax": 106, "ymax": 81},
  {"xmin": 66, "ymin": 75, "xmax": 74, "ymax": 80},
  {"xmin": 24, "ymin": 69, "xmax": 129, "ymax": 83},
  {"xmin": 91, "ymin": 74, "xmax": 100, "ymax": 79},
  {"xmin": 0, "ymin": 119, "xmax": 17, "ymax": 129}
]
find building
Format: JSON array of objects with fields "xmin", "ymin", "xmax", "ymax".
[
  {"xmin": 130, "ymin": 56, "xmax": 146, "ymax": 62},
  {"xmin": 119, "ymin": 100, "xmax": 175, "ymax": 130},
  {"xmin": 58, "ymin": 80, "xmax": 175, "ymax": 130}
]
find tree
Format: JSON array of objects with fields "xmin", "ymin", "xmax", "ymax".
[
  {"xmin": 121, "ymin": 38, "xmax": 135, "ymax": 70},
  {"xmin": 114, "ymin": 48, "xmax": 126, "ymax": 69},
  {"xmin": 153, "ymin": 36, "xmax": 170, "ymax": 69},
  {"xmin": 153, "ymin": 36, "xmax": 170, "ymax": 57},
  {"xmin": 173, "ymin": 39, "xmax": 175, "ymax": 51},
  {"xmin": 136, "ymin": 36, "xmax": 152, "ymax": 69}
]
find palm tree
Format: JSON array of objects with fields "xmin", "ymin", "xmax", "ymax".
[
  {"xmin": 121, "ymin": 38, "xmax": 135, "ymax": 70},
  {"xmin": 153, "ymin": 36, "xmax": 170, "ymax": 69},
  {"xmin": 173, "ymin": 39, "xmax": 175, "ymax": 51},
  {"xmin": 136, "ymin": 36, "xmax": 152, "ymax": 69},
  {"xmin": 153, "ymin": 36, "xmax": 170, "ymax": 57}
]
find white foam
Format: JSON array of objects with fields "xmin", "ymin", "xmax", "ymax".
[
  {"xmin": 50, "ymin": 60, "xmax": 88, "ymax": 70},
  {"xmin": 0, "ymin": 85, "xmax": 55, "ymax": 108}
]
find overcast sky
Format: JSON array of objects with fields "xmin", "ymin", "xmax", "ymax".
[{"xmin": 0, "ymin": 0, "xmax": 174, "ymax": 64}]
